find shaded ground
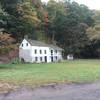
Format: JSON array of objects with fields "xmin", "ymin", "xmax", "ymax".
[{"xmin": 1, "ymin": 82, "xmax": 100, "ymax": 100}]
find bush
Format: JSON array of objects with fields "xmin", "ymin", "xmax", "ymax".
[{"xmin": 10, "ymin": 58, "xmax": 22, "ymax": 64}]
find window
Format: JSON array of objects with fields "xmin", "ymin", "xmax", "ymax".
[
  {"xmin": 51, "ymin": 50, "xmax": 53, "ymax": 53},
  {"xmin": 40, "ymin": 57, "xmax": 42, "ymax": 61},
  {"xmin": 55, "ymin": 56, "xmax": 57, "ymax": 60},
  {"xmin": 44, "ymin": 50, "xmax": 47, "ymax": 54},
  {"xmin": 26, "ymin": 43, "xmax": 28, "ymax": 46},
  {"xmin": 22, "ymin": 44, "xmax": 23, "ymax": 47},
  {"xmin": 40, "ymin": 50, "xmax": 42, "ymax": 54},
  {"xmin": 51, "ymin": 50, "xmax": 53, "ymax": 55},
  {"xmin": 35, "ymin": 49, "xmax": 37, "ymax": 54},
  {"xmin": 35, "ymin": 57, "xmax": 38, "ymax": 61}
]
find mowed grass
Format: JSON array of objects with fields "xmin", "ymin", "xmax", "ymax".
[{"xmin": 0, "ymin": 60, "xmax": 100, "ymax": 86}]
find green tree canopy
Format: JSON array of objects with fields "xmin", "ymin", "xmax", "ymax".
[
  {"xmin": 0, "ymin": 0, "xmax": 42, "ymax": 41},
  {"xmin": 46, "ymin": 0, "xmax": 94, "ymax": 54},
  {"xmin": 87, "ymin": 10, "xmax": 100, "ymax": 40}
]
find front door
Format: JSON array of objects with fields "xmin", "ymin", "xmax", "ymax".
[
  {"xmin": 44, "ymin": 56, "xmax": 47, "ymax": 62},
  {"xmin": 51, "ymin": 56, "xmax": 53, "ymax": 62}
]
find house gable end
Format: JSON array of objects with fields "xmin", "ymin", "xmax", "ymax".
[{"xmin": 19, "ymin": 39, "xmax": 32, "ymax": 49}]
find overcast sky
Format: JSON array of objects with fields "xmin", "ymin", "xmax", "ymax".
[{"xmin": 41, "ymin": 0, "xmax": 100, "ymax": 10}]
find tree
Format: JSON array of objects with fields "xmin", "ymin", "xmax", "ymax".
[
  {"xmin": 0, "ymin": 32, "xmax": 15, "ymax": 46},
  {"xmin": 0, "ymin": 3, "xmax": 8, "ymax": 30},
  {"xmin": 0, "ymin": 0, "xmax": 42, "ymax": 41},
  {"xmin": 0, "ymin": 0, "xmax": 18, "ymax": 15},
  {"xmin": 87, "ymin": 10, "xmax": 100, "ymax": 40},
  {"xmin": 84, "ymin": 10, "xmax": 100, "ymax": 58},
  {"xmin": 46, "ymin": 0, "xmax": 94, "ymax": 55},
  {"xmin": 45, "ymin": 0, "xmax": 66, "ymax": 41},
  {"xmin": 0, "ymin": 0, "xmax": 95, "ymax": 57}
]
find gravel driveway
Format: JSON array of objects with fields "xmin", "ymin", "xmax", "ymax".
[{"xmin": 0, "ymin": 82, "xmax": 100, "ymax": 100}]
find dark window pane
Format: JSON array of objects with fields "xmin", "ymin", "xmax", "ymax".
[
  {"xmin": 44, "ymin": 50, "xmax": 46, "ymax": 54},
  {"xmin": 40, "ymin": 57, "xmax": 42, "ymax": 61},
  {"xmin": 35, "ymin": 57, "xmax": 38, "ymax": 61},
  {"xmin": 35, "ymin": 49, "xmax": 37, "ymax": 54},
  {"xmin": 51, "ymin": 50, "xmax": 53, "ymax": 53},
  {"xmin": 51, "ymin": 50, "xmax": 53, "ymax": 55},
  {"xmin": 55, "ymin": 56, "xmax": 57, "ymax": 60},
  {"xmin": 40, "ymin": 50, "xmax": 42, "ymax": 54},
  {"xmin": 26, "ymin": 43, "xmax": 28, "ymax": 46}
]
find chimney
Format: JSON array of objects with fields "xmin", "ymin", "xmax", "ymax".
[{"xmin": 24, "ymin": 35, "xmax": 28, "ymax": 40}]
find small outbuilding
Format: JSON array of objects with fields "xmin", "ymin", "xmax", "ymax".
[
  {"xmin": 67, "ymin": 54, "xmax": 74, "ymax": 60},
  {"xmin": 19, "ymin": 38, "xmax": 63, "ymax": 63}
]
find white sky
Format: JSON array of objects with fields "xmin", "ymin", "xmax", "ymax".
[{"xmin": 41, "ymin": 0, "xmax": 100, "ymax": 10}]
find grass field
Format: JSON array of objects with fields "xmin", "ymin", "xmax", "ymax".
[{"xmin": 0, "ymin": 60, "xmax": 100, "ymax": 86}]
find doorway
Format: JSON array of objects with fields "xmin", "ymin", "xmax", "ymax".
[
  {"xmin": 44, "ymin": 56, "xmax": 47, "ymax": 62},
  {"xmin": 51, "ymin": 56, "xmax": 53, "ymax": 62}
]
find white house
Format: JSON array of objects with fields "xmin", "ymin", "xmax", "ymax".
[{"xmin": 19, "ymin": 39, "xmax": 63, "ymax": 63}]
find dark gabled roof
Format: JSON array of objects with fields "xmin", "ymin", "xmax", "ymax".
[{"xmin": 26, "ymin": 39, "xmax": 63, "ymax": 50}]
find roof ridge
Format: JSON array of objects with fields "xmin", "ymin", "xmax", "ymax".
[{"xmin": 25, "ymin": 39, "xmax": 63, "ymax": 50}]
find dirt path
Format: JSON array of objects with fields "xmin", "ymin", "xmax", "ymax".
[{"xmin": 0, "ymin": 82, "xmax": 100, "ymax": 100}]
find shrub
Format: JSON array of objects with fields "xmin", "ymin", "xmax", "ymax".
[{"xmin": 10, "ymin": 58, "xmax": 22, "ymax": 64}]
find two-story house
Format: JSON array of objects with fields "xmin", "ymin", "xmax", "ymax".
[{"xmin": 19, "ymin": 39, "xmax": 63, "ymax": 63}]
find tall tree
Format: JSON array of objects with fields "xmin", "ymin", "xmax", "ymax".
[
  {"xmin": 85, "ymin": 10, "xmax": 100, "ymax": 58},
  {"xmin": 46, "ymin": 0, "xmax": 94, "ymax": 55},
  {"xmin": 0, "ymin": 0, "xmax": 42, "ymax": 41},
  {"xmin": 87, "ymin": 10, "xmax": 100, "ymax": 40},
  {"xmin": 0, "ymin": 3, "xmax": 8, "ymax": 31},
  {"xmin": 46, "ymin": 0, "xmax": 66, "ymax": 41}
]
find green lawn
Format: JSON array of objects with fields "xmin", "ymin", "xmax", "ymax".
[{"xmin": 0, "ymin": 60, "xmax": 100, "ymax": 86}]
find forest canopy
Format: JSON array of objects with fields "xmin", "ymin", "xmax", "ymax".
[{"xmin": 0, "ymin": 0, "xmax": 100, "ymax": 58}]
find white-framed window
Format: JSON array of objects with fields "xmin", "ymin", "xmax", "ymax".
[
  {"xmin": 26, "ymin": 43, "xmax": 28, "ymax": 46},
  {"xmin": 35, "ymin": 57, "xmax": 38, "ymax": 61},
  {"xmin": 51, "ymin": 50, "xmax": 53, "ymax": 55},
  {"xmin": 22, "ymin": 43, "xmax": 23, "ymax": 47},
  {"xmin": 35, "ymin": 49, "xmax": 37, "ymax": 54},
  {"xmin": 44, "ymin": 50, "xmax": 47, "ymax": 54},
  {"xmin": 40, "ymin": 50, "xmax": 42, "ymax": 54},
  {"xmin": 40, "ymin": 57, "xmax": 42, "ymax": 61},
  {"xmin": 55, "ymin": 56, "xmax": 57, "ymax": 60}
]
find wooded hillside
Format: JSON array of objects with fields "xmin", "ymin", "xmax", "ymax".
[{"xmin": 0, "ymin": 0, "xmax": 100, "ymax": 58}]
